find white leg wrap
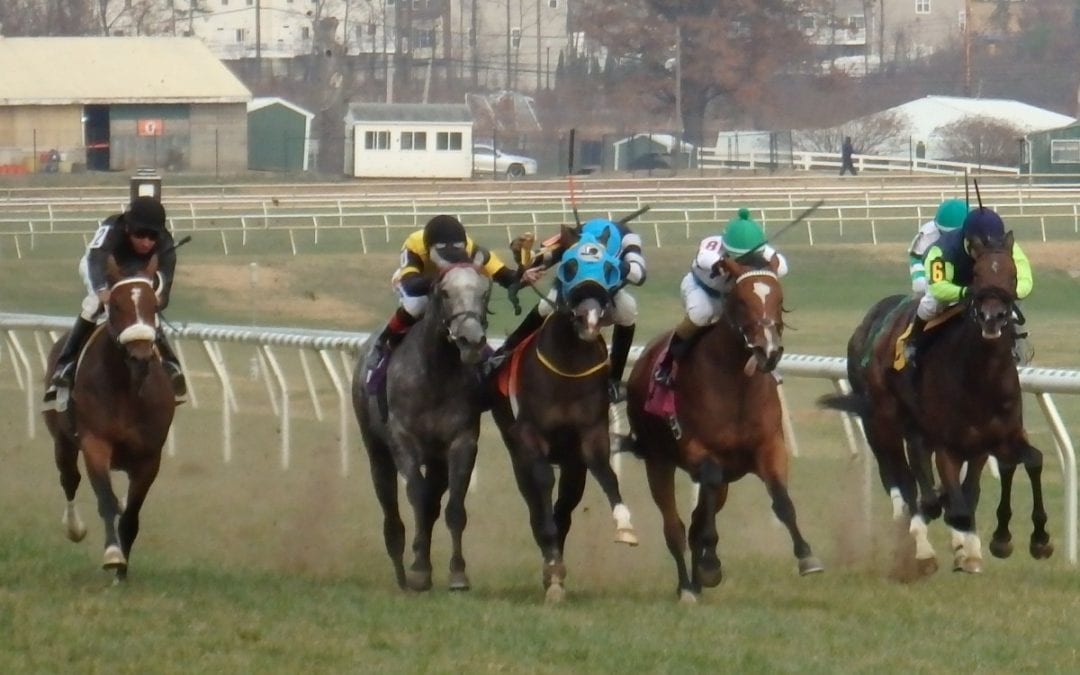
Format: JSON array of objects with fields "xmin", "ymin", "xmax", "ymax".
[
  {"xmin": 910, "ymin": 515, "xmax": 935, "ymax": 560},
  {"xmin": 613, "ymin": 503, "xmax": 633, "ymax": 531},
  {"xmin": 889, "ymin": 488, "xmax": 907, "ymax": 521}
]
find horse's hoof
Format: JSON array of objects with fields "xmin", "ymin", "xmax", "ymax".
[
  {"xmin": 62, "ymin": 506, "xmax": 87, "ymax": 542},
  {"xmin": 405, "ymin": 569, "xmax": 433, "ymax": 592},
  {"xmin": 102, "ymin": 545, "xmax": 127, "ymax": 571},
  {"xmin": 545, "ymin": 583, "xmax": 565, "ymax": 604},
  {"xmin": 614, "ymin": 528, "xmax": 639, "ymax": 546},
  {"xmin": 678, "ymin": 589, "xmax": 698, "ymax": 605},
  {"xmin": 954, "ymin": 557, "xmax": 983, "ymax": 574},
  {"xmin": 696, "ymin": 564, "xmax": 723, "ymax": 588},
  {"xmin": 448, "ymin": 570, "xmax": 471, "ymax": 591},
  {"xmin": 66, "ymin": 526, "xmax": 87, "ymax": 543},
  {"xmin": 798, "ymin": 556, "xmax": 824, "ymax": 576},
  {"xmin": 916, "ymin": 556, "xmax": 939, "ymax": 577},
  {"xmin": 1030, "ymin": 540, "xmax": 1054, "ymax": 560},
  {"xmin": 990, "ymin": 537, "xmax": 1014, "ymax": 559}
]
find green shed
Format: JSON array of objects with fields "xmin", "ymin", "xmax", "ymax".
[
  {"xmin": 247, "ymin": 97, "xmax": 314, "ymax": 172},
  {"xmin": 1022, "ymin": 121, "xmax": 1080, "ymax": 178}
]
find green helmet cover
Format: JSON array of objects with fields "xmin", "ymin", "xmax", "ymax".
[
  {"xmin": 723, "ymin": 207, "xmax": 767, "ymax": 255},
  {"xmin": 934, "ymin": 198, "xmax": 968, "ymax": 231}
]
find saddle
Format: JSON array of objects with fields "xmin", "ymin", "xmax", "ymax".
[{"xmin": 890, "ymin": 304, "xmax": 964, "ymax": 371}]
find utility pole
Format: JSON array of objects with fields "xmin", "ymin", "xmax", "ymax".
[
  {"xmin": 674, "ymin": 23, "xmax": 682, "ymax": 136},
  {"xmin": 506, "ymin": 0, "xmax": 512, "ymax": 89},
  {"xmin": 535, "ymin": 0, "xmax": 541, "ymax": 91},
  {"xmin": 255, "ymin": 0, "xmax": 262, "ymax": 78},
  {"xmin": 963, "ymin": 0, "xmax": 972, "ymax": 96}
]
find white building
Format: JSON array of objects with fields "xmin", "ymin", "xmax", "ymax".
[{"xmin": 345, "ymin": 102, "xmax": 473, "ymax": 178}]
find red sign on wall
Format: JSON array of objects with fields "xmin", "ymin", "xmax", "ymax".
[{"xmin": 137, "ymin": 119, "xmax": 164, "ymax": 136}]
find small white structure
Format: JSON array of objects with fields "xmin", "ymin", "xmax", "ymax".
[{"xmin": 345, "ymin": 103, "xmax": 473, "ymax": 179}]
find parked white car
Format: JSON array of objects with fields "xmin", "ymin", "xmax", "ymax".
[{"xmin": 472, "ymin": 144, "xmax": 538, "ymax": 178}]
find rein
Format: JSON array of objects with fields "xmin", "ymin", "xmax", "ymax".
[
  {"xmin": 533, "ymin": 315, "xmax": 608, "ymax": 378},
  {"xmin": 724, "ymin": 269, "xmax": 781, "ymax": 344}
]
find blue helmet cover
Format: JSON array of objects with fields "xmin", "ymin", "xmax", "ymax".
[{"xmin": 556, "ymin": 235, "xmax": 622, "ymax": 297}]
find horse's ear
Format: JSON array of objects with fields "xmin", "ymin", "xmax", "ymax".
[
  {"xmin": 560, "ymin": 223, "xmax": 578, "ymax": 249},
  {"xmin": 146, "ymin": 254, "xmax": 159, "ymax": 278},
  {"xmin": 1003, "ymin": 230, "xmax": 1014, "ymax": 249},
  {"xmin": 967, "ymin": 234, "xmax": 984, "ymax": 257},
  {"xmin": 472, "ymin": 248, "xmax": 485, "ymax": 267},
  {"xmin": 596, "ymin": 226, "xmax": 611, "ymax": 247},
  {"xmin": 105, "ymin": 255, "xmax": 121, "ymax": 285}
]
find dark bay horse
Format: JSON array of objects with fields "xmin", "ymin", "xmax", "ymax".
[
  {"xmin": 626, "ymin": 255, "xmax": 822, "ymax": 603},
  {"xmin": 43, "ymin": 256, "xmax": 175, "ymax": 582},
  {"xmin": 820, "ymin": 231, "xmax": 1052, "ymax": 575},
  {"xmin": 491, "ymin": 280, "xmax": 638, "ymax": 603},
  {"xmin": 353, "ymin": 260, "xmax": 492, "ymax": 591}
]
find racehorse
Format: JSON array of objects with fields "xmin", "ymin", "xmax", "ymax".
[
  {"xmin": 820, "ymin": 231, "xmax": 1053, "ymax": 575},
  {"xmin": 353, "ymin": 258, "xmax": 492, "ymax": 591},
  {"xmin": 625, "ymin": 252, "xmax": 823, "ymax": 603},
  {"xmin": 43, "ymin": 256, "xmax": 176, "ymax": 582},
  {"xmin": 490, "ymin": 229, "xmax": 638, "ymax": 602}
]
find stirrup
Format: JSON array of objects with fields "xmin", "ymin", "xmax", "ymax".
[
  {"xmin": 608, "ymin": 380, "xmax": 626, "ymax": 403},
  {"xmin": 482, "ymin": 351, "xmax": 508, "ymax": 378},
  {"xmin": 52, "ymin": 361, "xmax": 76, "ymax": 389}
]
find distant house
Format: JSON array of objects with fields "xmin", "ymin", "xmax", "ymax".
[
  {"xmin": 247, "ymin": 97, "xmax": 314, "ymax": 172},
  {"xmin": 344, "ymin": 103, "xmax": 473, "ymax": 179},
  {"xmin": 0, "ymin": 37, "xmax": 251, "ymax": 174},
  {"xmin": 1022, "ymin": 122, "xmax": 1080, "ymax": 177},
  {"xmin": 834, "ymin": 96, "xmax": 1076, "ymax": 161}
]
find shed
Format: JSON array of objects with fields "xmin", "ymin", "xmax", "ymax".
[
  {"xmin": 1021, "ymin": 122, "xmax": 1080, "ymax": 177},
  {"xmin": 612, "ymin": 133, "xmax": 696, "ymax": 172},
  {"xmin": 248, "ymin": 97, "xmax": 314, "ymax": 172},
  {"xmin": 344, "ymin": 103, "xmax": 473, "ymax": 178},
  {"xmin": 0, "ymin": 37, "xmax": 251, "ymax": 174}
]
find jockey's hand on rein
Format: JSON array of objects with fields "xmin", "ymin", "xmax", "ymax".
[
  {"xmin": 521, "ymin": 266, "xmax": 545, "ymax": 286},
  {"xmin": 96, "ymin": 289, "xmax": 111, "ymax": 305}
]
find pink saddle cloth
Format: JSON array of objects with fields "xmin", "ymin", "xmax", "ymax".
[{"xmin": 643, "ymin": 347, "xmax": 677, "ymax": 417}]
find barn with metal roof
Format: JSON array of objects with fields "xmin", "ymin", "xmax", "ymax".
[{"xmin": 0, "ymin": 37, "xmax": 251, "ymax": 174}]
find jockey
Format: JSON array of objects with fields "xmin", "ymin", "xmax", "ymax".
[
  {"xmin": 486, "ymin": 216, "xmax": 647, "ymax": 403},
  {"xmin": 653, "ymin": 208, "xmax": 788, "ymax": 385},
  {"xmin": 899, "ymin": 207, "xmax": 1033, "ymax": 372},
  {"xmin": 44, "ymin": 196, "xmax": 186, "ymax": 403},
  {"xmin": 367, "ymin": 215, "xmax": 519, "ymax": 377},
  {"xmin": 908, "ymin": 198, "xmax": 967, "ymax": 294}
]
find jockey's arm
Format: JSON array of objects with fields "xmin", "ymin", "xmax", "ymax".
[
  {"xmin": 395, "ymin": 244, "xmax": 430, "ymax": 296},
  {"xmin": 156, "ymin": 232, "xmax": 178, "ymax": 311},
  {"xmin": 924, "ymin": 245, "xmax": 965, "ymax": 304},
  {"xmin": 1012, "ymin": 242, "xmax": 1033, "ymax": 300},
  {"xmin": 762, "ymin": 245, "xmax": 789, "ymax": 277},
  {"xmin": 476, "ymin": 245, "xmax": 520, "ymax": 289},
  {"xmin": 84, "ymin": 219, "xmax": 123, "ymax": 293},
  {"xmin": 618, "ymin": 231, "xmax": 646, "ymax": 286}
]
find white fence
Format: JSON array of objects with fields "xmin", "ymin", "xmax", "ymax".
[
  {"xmin": 1, "ymin": 312, "xmax": 1077, "ymax": 564},
  {"xmin": 698, "ymin": 148, "xmax": 1021, "ymax": 176}
]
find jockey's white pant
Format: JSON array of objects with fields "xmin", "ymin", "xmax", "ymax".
[
  {"xmin": 395, "ymin": 283, "xmax": 429, "ymax": 320},
  {"xmin": 77, "ymin": 255, "xmax": 102, "ymax": 321},
  {"xmin": 537, "ymin": 286, "xmax": 637, "ymax": 326},
  {"xmin": 680, "ymin": 273, "xmax": 725, "ymax": 327},
  {"xmin": 916, "ymin": 292, "xmax": 946, "ymax": 321}
]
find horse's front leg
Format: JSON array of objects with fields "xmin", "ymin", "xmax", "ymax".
[
  {"xmin": 936, "ymin": 451, "xmax": 981, "ymax": 573},
  {"xmin": 643, "ymin": 457, "xmax": 695, "ymax": 603},
  {"xmin": 552, "ymin": 458, "xmax": 587, "ymax": 555},
  {"xmin": 507, "ymin": 426, "xmax": 562, "ymax": 601},
  {"xmin": 52, "ymin": 431, "xmax": 86, "ymax": 542},
  {"xmin": 79, "ymin": 432, "xmax": 126, "ymax": 575},
  {"xmin": 1020, "ymin": 443, "xmax": 1053, "ymax": 560},
  {"xmin": 444, "ymin": 432, "xmax": 480, "ymax": 591},
  {"xmin": 116, "ymin": 453, "xmax": 163, "ymax": 582},
  {"xmin": 581, "ymin": 423, "xmax": 637, "ymax": 545},
  {"xmin": 991, "ymin": 458, "xmax": 1017, "ymax": 559},
  {"xmin": 391, "ymin": 429, "xmax": 438, "ymax": 592},
  {"xmin": 950, "ymin": 455, "xmax": 986, "ymax": 574},
  {"xmin": 688, "ymin": 459, "xmax": 724, "ymax": 590},
  {"xmin": 757, "ymin": 436, "xmax": 824, "ymax": 577}
]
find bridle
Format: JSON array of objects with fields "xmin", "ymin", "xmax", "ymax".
[
  {"xmin": 435, "ymin": 263, "xmax": 490, "ymax": 344},
  {"xmin": 108, "ymin": 277, "xmax": 158, "ymax": 346},
  {"xmin": 724, "ymin": 269, "xmax": 783, "ymax": 349}
]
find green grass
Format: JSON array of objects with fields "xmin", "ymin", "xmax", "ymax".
[{"xmin": 2, "ymin": 200, "xmax": 1080, "ymax": 672}]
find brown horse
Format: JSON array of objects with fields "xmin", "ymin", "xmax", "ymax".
[
  {"xmin": 43, "ymin": 256, "xmax": 175, "ymax": 582},
  {"xmin": 820, "ymin": 231, "xmax": 1052, "ymax": 575},
  {"xmin": 626, "ymin": 255, "xmax": 823, "ymax": 603},
  {"xmin": 490, "ymin": 281, "xmax": 638, "ymax": 603}
]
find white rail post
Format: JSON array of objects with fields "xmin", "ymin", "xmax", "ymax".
[
  {"xmin": 298, "ymin": 349, "xmax": 325, "ymax": 422},
  {"xmin": 202, "ymin": 340, "xmax": 237, "ymax": 464},
  {"xmin": 318, "ymin": 349, "xmax": 350, "ymax": 477},
  {"xmin": 6, "ymin": 331, "xmax": 35, "ymax": 439},
  {"xmin": 261, "ymin": 345, "xmax": 291, "ymax": 470},
  {"xmin": 1035, "ymin": 392, "xmax": 1078, "ymax": 564}
]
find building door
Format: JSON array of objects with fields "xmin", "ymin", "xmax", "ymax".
[{"xmin": 84, "ymin": 105, "xmax": 110, "ymax": 171}]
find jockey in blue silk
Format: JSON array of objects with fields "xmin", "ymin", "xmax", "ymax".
[
  {"xmin": 366, "ymin": 214, "xmax": 519, "ymax": 377},
  {"xmin": 653, "ymin": 207, "xmax": 788, "ymax": 385},
  {"xmin": 486, "ymin": 217, "xmax": 647, "ymax": 402},
  {"xmin": 44, "ymin": 196, "xmax": 186, "ymax": 404},
  {"xmin": 899, "ymin": 206, "xmax": 1033, "ymax": 374},
  {"xmin": 908, "ymin": 198, "xmax": 967, "ymax": 294}
]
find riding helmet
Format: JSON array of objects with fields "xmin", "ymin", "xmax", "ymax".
[
  {"xmin": 934, "ymin": 198, "xmax": 968, "ymax": 231},
  {"xmin": 722, "ymin": 207, "xmax": 767, "ymax": 256},
  {"xmin": 423, "ymin": 214, "xmax": 467, "ymax": 249},
  {"xmin": 123, "ymin": 196, "xmax": 167, "ymax": 233},
  {"xmin": 962, "ymin": 207, "xmax": 1005, "ymax": 241}
]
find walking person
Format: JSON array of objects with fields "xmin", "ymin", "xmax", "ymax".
[{"xmin": 840, "ymin": 136, "xmax": 857, "ymax": 176}]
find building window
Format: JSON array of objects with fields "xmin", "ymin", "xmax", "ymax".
[
  {"xmin": 301, "ymin": 26, "xmax": 310, "ymax": 39},
  {"xmin": 436, "ymin": 132, "xmax": 462, "ymax": 151},
  {"xmin": 1050, "ymin": 139, "xmax": 1080, "ymax": 164},
  {"xmin": 221, "ymin": 0, "xmax": 228, "ymax": 5},
  {"xmin": 548, "ymin": 0, "xmax": 559, "ymax": 8},
  {"xmin": 915, "ymin": 0, "xmax": 930, "ymax": 14},
  {"xmin": 958, "ymin": 10, "xmax": 966, "ymax": 31},
  {"xmin": 365, "ymin": 131, "xmax": 390, "ymax": 150},
  {"xmin": 401, "ymin": 131, "xmax": 428, "ymax": 151},
  {"xmin": 235, "ymin": 28, "xmax": 245, "ymax": 42}
]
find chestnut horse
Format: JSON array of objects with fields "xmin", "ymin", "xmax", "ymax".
[
  {"xmin": 43, "ymin": 256, "xmax": 175, "ymax": 582},
  {"xmin": 491, "ymin": 269, "xmax": 637, "ymax": 603},
  {"xmin": 353, "ymin": 260, "xmax": 492, "ymax": 591},
  {"xmin": 626, "ymin": 254, "xmax": 823, "ymax": 603},
  {"xmin": 820, "ymin": 231, "xmax": 1052, "ymax": 575}
]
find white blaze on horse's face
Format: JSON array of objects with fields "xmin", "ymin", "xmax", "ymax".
[
  {"xmin": 111, "ymin": 278, "xmax": 158, "ymax": 345},
  {"xmin": 733, "ymin": 270, "xmax": 783, "ymax": 373}
]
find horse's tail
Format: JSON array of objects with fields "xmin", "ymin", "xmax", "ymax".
[{"xmin": 817, "ymin": 392, "xmax": 871, "ymax": 419}]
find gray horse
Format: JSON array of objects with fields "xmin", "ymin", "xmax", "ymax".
[{"xmin": 352, "ymin": 260, "xmax": 492, "ymax": 591}]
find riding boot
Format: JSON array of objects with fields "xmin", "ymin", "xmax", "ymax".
[
  {"xmin": 653, "ymin": 329, "xmax": 693, "ymax": 386},
  {"xmin": 899, "ymin": 315, "xmax": 928, "ymax": 396},
  {"xmin": 155, "ymin": 331, "xmax": 187, "ymax": 402},
  {"xmin": 482, "ymin": 304, "xmax": 543, "ymax": 378},
  {"xmin": 607, "ymin": 323, "xmax": 635, "ymax": 403},
  {"xmin": 368, "ymin": 307, "xmax": 415, "ymax": 377},
  {"xmin": 45, "ymin": 316, "xmax": 96, "ymax": 401}
]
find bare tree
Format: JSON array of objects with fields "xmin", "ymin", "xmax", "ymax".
[{"xmin": 938, "ymin": 117, "xmax": 1024, "ymax": 167}]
